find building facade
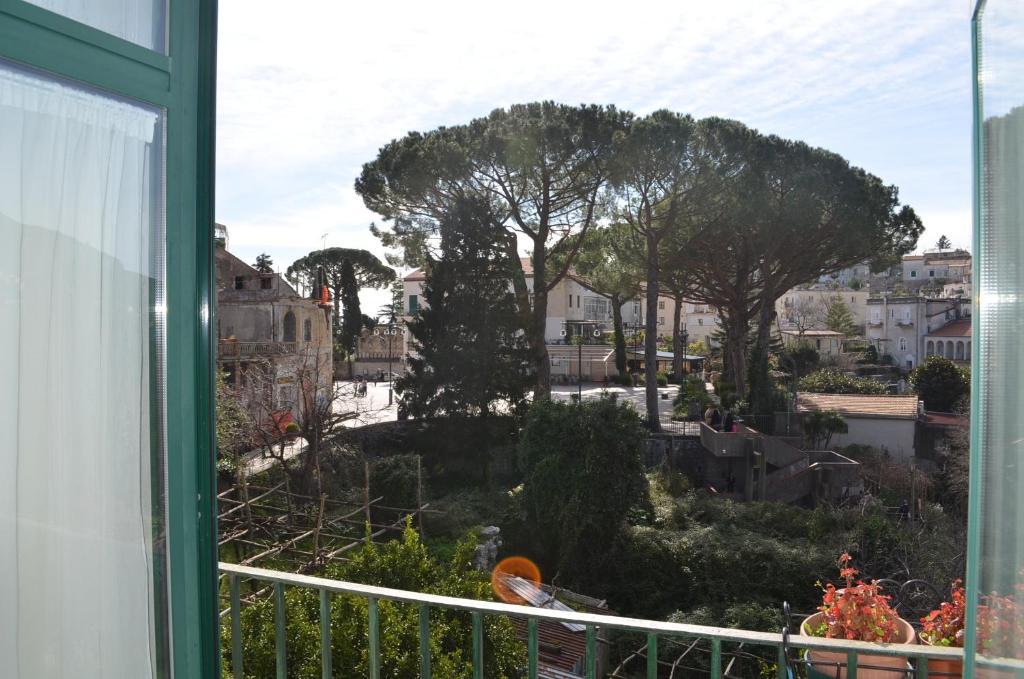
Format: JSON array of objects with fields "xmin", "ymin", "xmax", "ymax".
[
  {"xmin": 216, "ymin": 242, "xmax": 333, "ymax": 417},
  {"xmin": 401, "ymin": 260, "xmax": 722, "ymax": 364},
  {"xmin": 776, "ymin": 286, "xmax": 869, "ymax": 334},
  {"xmin": 865, "ymin": 294, "xmax": 971, "ymax": 372}
]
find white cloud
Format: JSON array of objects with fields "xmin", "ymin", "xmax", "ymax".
[{"xmin": 216, "ymin": 0, "xmax": 977, "ymax": 276}]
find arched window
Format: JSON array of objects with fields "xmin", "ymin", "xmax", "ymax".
[
  {"xmin": 926, "ymin": 340, "xmax": 934, "ymax": 356},
  {"xmin": 283, "ymin": 310, "xmax": 296, "ymax": 342},
  {"xmin": 956, "ymin": 341, "xmax": 965, "ymax": 360},
  {"xmin": 303, "ymin": 318, "xmax": 312, "ymax": 342},
  {"xmin": 946, "ymin": 341, "xmax": 955, "ymax": 360}
]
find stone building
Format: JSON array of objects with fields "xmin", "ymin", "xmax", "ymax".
[
  {"xmin": 215, "ymin": 239, "xmax": 333, "ymax": 419},
  {"xmin": 865, "ymin": 294, "xmax": 970, "ymax": 373}
]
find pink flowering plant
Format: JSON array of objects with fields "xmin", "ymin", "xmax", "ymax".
[
  {"xmin": 810, "ymin": 553, "xmax": 900, "ymax": 642},
  {"xmin": 920, "ymin": 580, "xmax": 966, "ymax": 647}
]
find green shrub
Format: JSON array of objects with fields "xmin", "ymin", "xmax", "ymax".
[
  {"xmin": 656, "ymin": 371, "xmax": 669, "ymax": 387},
  {"xmin": 798, "ymin": 368, "xmax": 887, "ymax": 394},
  {"xmin": 222, "ymin": 525, "xmax": 525, "ymax": 678},
  {"xmin": 610, "ymin": 373, "xmax": 633, "ymax": 386},
  {"xmin": 517, "ymin": 398, "xmax": 650, "ymax": 592}
]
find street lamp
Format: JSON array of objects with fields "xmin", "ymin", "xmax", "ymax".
[{"xmin": 373, "ymin": 322, "xmax": 404, "ymax": 406}]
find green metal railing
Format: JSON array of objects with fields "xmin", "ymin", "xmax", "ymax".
[{"xmin": 220, "ymin": 562, "xmax": 966, "ymax": 678}]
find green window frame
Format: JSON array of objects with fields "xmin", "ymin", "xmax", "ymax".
[{"xmin": 0, "ymin": 1, "xmax": 219, "ymax": 676}]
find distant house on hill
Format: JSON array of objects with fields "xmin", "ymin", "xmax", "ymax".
[
  {"xmin": 781, "ymin": 329, "xmax": 845, "ymax": 359},
  {"xmin": 796, "ymin": 392, "xmax": 920, "ymax": 461}
]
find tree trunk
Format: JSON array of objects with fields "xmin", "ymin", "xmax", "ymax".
[
  {"xmin": 611, "ymin": 293, "xmax": 627, "ymax": 375},
  {"xmin": 747, "ymin": 289, "xmax": 778, "ymax": 415},
  {"xmin": 722, "ymin": 311, "xmax": 748, "ymax": 398},
  {"xmin": 531, "ymin": 248, "xmax": 552, "ymax": 400},
  {"xmin": 672, "ymin": 297, "xmax": 684, "ymax": 381},
  {"xmin": 644, "ymin": 233, "xmax": 662, "ymax": 432}
]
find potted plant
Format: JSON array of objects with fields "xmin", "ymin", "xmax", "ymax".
[
  {"xmin": 918, "ymin": 580, "xmax": 965, "ymax": 677},
  {"xmin": 974, "ymin": 593, "xmax": 1022, "ymax": 678},
  {"xmin": 801, "ymin": 553, "xmax": 916, "ymax": 679}
]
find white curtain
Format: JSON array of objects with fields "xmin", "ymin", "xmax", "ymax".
[
  {"xmin": 24, "ymin": 0, "xmax": 164, "ymax": 51},
  {"xmin": 0, "ymin": 61, "xmax": 163, "ymax": 678}
]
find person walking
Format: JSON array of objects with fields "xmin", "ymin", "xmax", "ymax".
[{"xmin": 722, "ymin": 408, "xmax": 735, "ymax": 433}]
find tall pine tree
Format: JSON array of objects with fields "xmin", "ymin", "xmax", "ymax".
[
  {"xmin": 398, "ymin": 196, "xmax": 533, "ymax": 418},
  {"xmin": 339, "ymin": 258, "xmax": 362, "ymax": 358},
  {"xmin": 824, "ymin": 295, "xmax": 857, "ymax": 336}
]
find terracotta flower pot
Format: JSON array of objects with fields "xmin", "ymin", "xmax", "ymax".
[
  {"xmin": 802, "ymin": 612, "xmax": 916, "ymax": 679},
  {"xmin": 917, "ymin": 633, "xmax": 962, "ymax": 678},
  {"xmin": 976, "ymin": 665, "xmax": 1016, "ymax": 679}
]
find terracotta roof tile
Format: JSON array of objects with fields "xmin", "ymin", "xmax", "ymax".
[
  {"xmin": 796, "ymin": 392, "xmax": 919, "ymax": 419},
  {"xmin": 928, "ymin": 319, "xmax": 971, "ymax": 337}
]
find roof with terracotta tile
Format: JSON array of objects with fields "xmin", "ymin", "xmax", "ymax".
[
  {"xmin": 927, "ymin": 319, "xmax": 971, "ymax": 337},
  {"xmin": 924, "ymin": 411, "xmax": 968, "ymax": 427},
  {"xmin": 796, "ymin": 392, "xmax": 920, "ymax": 420},
  {"xmin": 782, "ymin": 329, "xmax": 844, "ymax": 337}
]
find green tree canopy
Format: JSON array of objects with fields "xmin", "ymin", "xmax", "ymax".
[
  {"xmin": 823, "ymin": 295, "xmax": 858, "ymax": 336},
  {"xmin": 659, "ymin": 123, "xmax": 922, "ymax": 411},
  {"xmin": 608, "ymin": 110, "xmax": 711, "ymax": 430},
  {"xmin": 936, "ymin": 234, "xmax": 952, "ymax": 250},
  {"xmin": 517, "ymin": 397, "xmax": 650, "ymax": 592},
  {"xmin": 339, "ymin": 258, "xmax": 362, "ymax": 357},
  {"xmin": 572, "ymin": 222, "xmax": 644, "ymax": 376},
  {"xmin": 803, "ymin": 409, "xmax": 848, "ymax": 450},
  {"xmin": 357, "ymin": 101, "xmax": 630, "ymax": 399},
  {"xmin": 910, "ymin": 355, "xmax": 969, "ymax": 412},
  {"xmin": 286, "ymin": 247, "xmax": 395, "ymax": 320},
  {"xmin": 798, "ymin": 368, "xmax": 887, "ymax": 395},
  {"xmin": 252, "ymin": 252, "xmax": 274, "ymax": 274},
  {"xmin": 398, "ymin": 195, "xmax": 533, "ymax": 419}
]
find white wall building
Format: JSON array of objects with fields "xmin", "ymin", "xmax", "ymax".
[
  {"xmin": 796, "ymin": 393, "xmax": 920, "ymax": 462},
  {"xmin": 776, "ymin": 287, "xmax": 869, "ymax": 334},
  {"xmin": 865, "ymin": 295, "xmax": 970, "ymax": 372}
]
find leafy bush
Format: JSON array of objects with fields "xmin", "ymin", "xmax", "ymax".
[
  {"xmin": 610, "ymin": 372, "xmax": 633, "ymax": 386},
  {"xmin": 370, "ymin": 454, "xmax": 423, "ymax": 507},
  {"xmin": 910, "ymin": 356, "xmax": 969, "ymax": 412},
  {"xmin": 516, "ymin": 397, "xmax": 650, "ymax": 592},
  {"xmin": 222, "ymin": 524, "xmax": 524, "ymax": 678},
  {"xmin": 656, "ymin": 371, "xmax": 669, "ymax": 387},
  {"xmin": 798, "ymin": 369, "xmax": 887, "ymax": 394}
]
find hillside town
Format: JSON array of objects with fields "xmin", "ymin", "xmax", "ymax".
[
  {"xmin": 12, "ymin": 1, "xmax": 1024, "ymax": 678},
  {"xmin": 211, "ymin": 107, "xmax": 977, "ymax": 675}
]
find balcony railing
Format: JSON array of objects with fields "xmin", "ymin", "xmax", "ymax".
[
  {"xmin": 219, "ymin": 562, "xmax": 964, "ymax": 679},
  {"xmin": 218, "ymin": 341, "xmax": 297, "ymax": 358}
]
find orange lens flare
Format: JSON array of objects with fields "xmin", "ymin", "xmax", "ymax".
[{"xmin": 491, "ymin": 556, "xmax": 541, "ymax": 604}]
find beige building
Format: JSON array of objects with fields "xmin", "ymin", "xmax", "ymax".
[
  {"xmin": 216, "ymin": 243, "xmax": 333, "ymax": 418},
  {"xmin": 781, "ymin": 329, "xmax": 845, "ymax": 359},
  {"xmin": 402, "ymin": 261, "xmax": 722, "ymax": 369},
  {"xmin": 865, "ymin": 294, "xmax": 970, "ymax": 373},
  {"xmin": 901, "ymin": 248, "xmax": 972, "ymax": 285},
  {"xmin": 776, "ymin": 287, "xmax": 869, "ymax": 334},
  {"xmin": 924, "ymin": 318, "xmax": 972, "ymax": 367},
  {"xmin": 796, "ymin": 393, "xmax": 921, "ymax": 461}
]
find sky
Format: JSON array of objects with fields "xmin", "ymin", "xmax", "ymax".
[{"xmin": 216, "ymin": 1, "xmax": 977, "ymax": 313}]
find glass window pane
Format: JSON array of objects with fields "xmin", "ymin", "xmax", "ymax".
[
  {"xmin": 23, "ymin": 0, "xmax": 166, "ymax": 52},
  {"xmin": 0, "ymin": 58, "xmax": 168, "ymax": 677},
  {"xmin": 974, "ymin": 0, "xmax": 1024, "ymax": 668}
]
